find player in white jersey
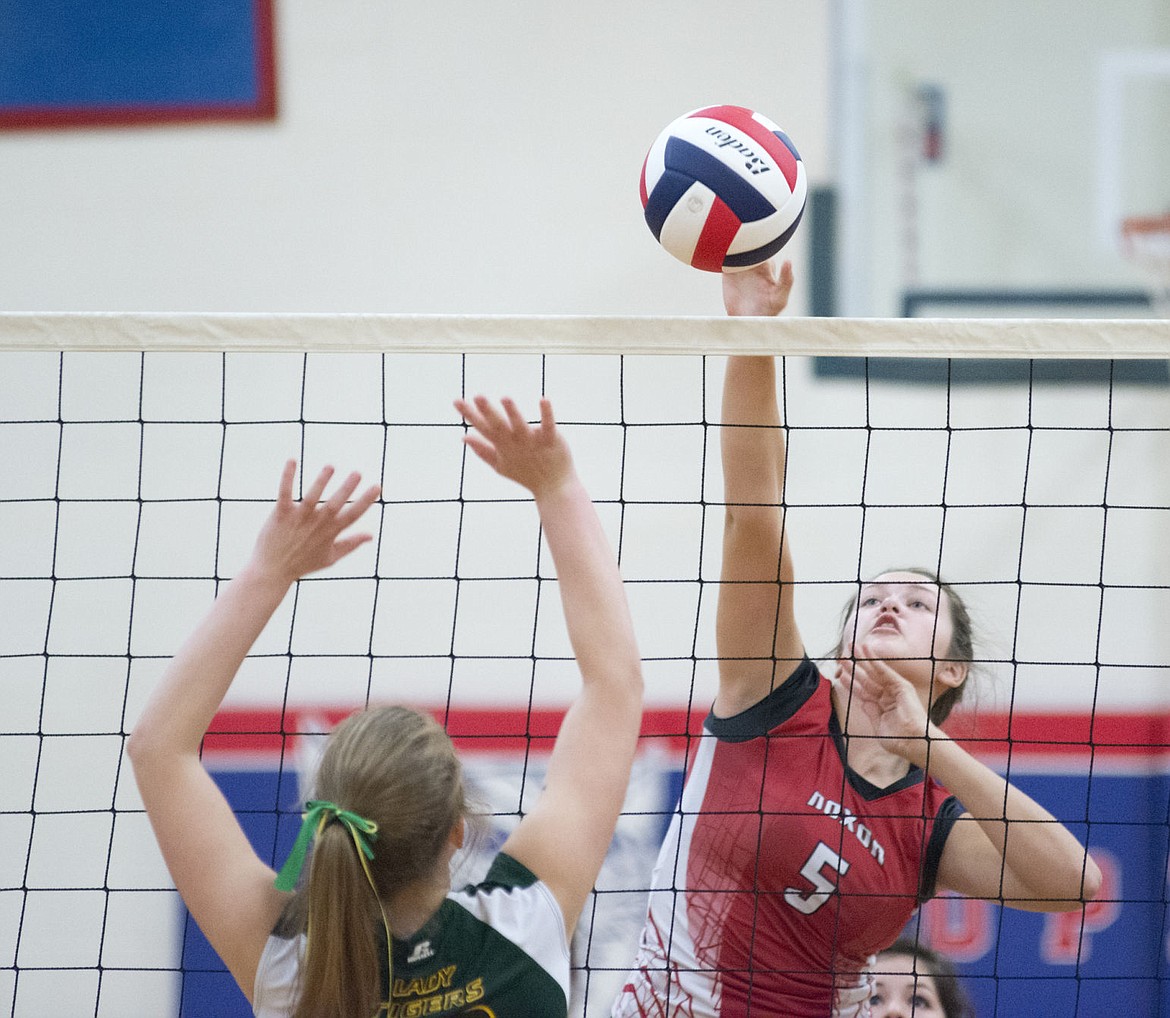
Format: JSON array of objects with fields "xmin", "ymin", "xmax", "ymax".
[{"xmin": 130, "ymin": 394, "xmax": 643, "ymax": 1018}]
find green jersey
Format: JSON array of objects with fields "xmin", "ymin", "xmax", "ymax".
[{"xmin": 254, "ymin": 853, "xmax": 570, "ymax": 1018}]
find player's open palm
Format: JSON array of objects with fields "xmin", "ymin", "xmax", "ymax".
[
  {"xmin": 252, "ymin": 460, "xmax": 381, "ymax": 584},
  {"xmin": 722, "ymin": 258, "xmax": 794, "ymax": 317},
  {"xmin": 455, "ymin": 395, "xmax": 573, "ymax": 500}
]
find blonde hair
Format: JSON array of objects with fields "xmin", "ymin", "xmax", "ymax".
[{"xmin": 289, "ymin": 706, "xmax": 466, "ymax": 1018}]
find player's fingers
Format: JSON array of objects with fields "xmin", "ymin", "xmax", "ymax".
[
  {"xmin": 856, "ymin": 639, "xmax": 881, "ymax": 661},
  {"xmin": 455, "ymin": 396, "xmax": 499, "ymax": 435},
  {"xmin": 303, "ymin": 465, "xmax": 335, "ymax": 508},
  {"xmin": 538, "ymin": 398, "xmax": 557, "ymax": 435},
  {"xmin": 336, "ymin": 482, "xmax": 382, "ymax": 528},
  {"xmin": 462, "ymin": 433, "xmax": 498, "ymax": 469},
  {"xmin": 323, "ymin": 470, "xmax": 361, "ymax": 511},
  {"xmin": 471, "ymin": 395, "xmax": 508, "ymax": 434},
  {"xmin": 454, "ymin": 397, "xmax": 483, "ymax": 428},
  {"xmin": 276, "ymin": 459, "xmax": 297, "ymax": 506},
  {"xmin": 500, "ymin": 397, "xmax": 529, "ymax": 433},
  {"xmin": 330, "ymin": 532, "xmax": 373, "ymax": 563}
]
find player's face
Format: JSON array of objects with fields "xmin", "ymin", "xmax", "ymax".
[
  {"xmin": 869, "ymin": 953, "xmax": 946, "ymax": 1017},
  {"xmin": 849, "ymin": 572, "xmax": 954, "ymax": 664}
]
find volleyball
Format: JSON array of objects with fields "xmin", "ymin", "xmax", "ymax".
[{"xmin": 639, "ymin": 105, "xmax": 807, "ymax": 273}]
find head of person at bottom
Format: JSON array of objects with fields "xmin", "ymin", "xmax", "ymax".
[
  {"xmin": 835, "ymin": 568, "xmax": 975, "ymax": 725},
  {"xmin": 870, "ymin": 939, "xmax": 976, "ymax": 1018},
  {"xmin": 287, "ymin": 705, "xmax": 467, "ymax": 1018}
]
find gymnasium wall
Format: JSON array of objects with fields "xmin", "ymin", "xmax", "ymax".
[
  {"xmin": 854, "ymin": 0, "xmax": 1170, "ymax": 315},
  {"xmin": 3, "ymin": 2, "xmax": 1166, "ymax": 316},
  {"xmin": 0, "ymin": 1, "xmax": 829, "ymax": 316},
  {"xmin": 1, "ymin": 3, "xmax": 1168, "ymax": 1016}
]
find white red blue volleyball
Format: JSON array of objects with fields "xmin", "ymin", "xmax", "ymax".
[{"xmin": 639, "ymin": 105, "xmax": 807, "ymax": 272}]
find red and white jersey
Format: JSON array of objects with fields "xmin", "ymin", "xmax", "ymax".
[{"xmin": 613, "ymin": 658, "xmax": 962, "ymax": 1018}]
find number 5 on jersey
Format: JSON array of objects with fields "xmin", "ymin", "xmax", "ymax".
[{"xmin": 784, "ymin": 841, "xmax": 850, "ymax": 915}]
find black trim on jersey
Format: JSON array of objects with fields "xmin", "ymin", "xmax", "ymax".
[
  {"xmin": 394, "ymin": 853, "xmax": 539, "ymax": 962},
  {"xmin": 919, "ymin": 794, "xmax": 965, "ymax": 901},
  {"xmin": 827, "ymin": 707, "xmax": 929, "ymax": 801},
  {"xmin": 475, "ymin": 851, "xmax": 538, "ymax": 892},
  {"xmin": 271, "ymin": 897, "xmax": 303, "ymax": 940},
  {"xmin": 703, "ymin": 656, "xmax": 945, "ymax": 808},
  {"xmin": 704, "ymin": 656, "xmax": 820, "ymax": 743}
]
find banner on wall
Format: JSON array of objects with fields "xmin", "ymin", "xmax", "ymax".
[
  {"xmin": 0, "ymin": 0, "xmax": 276, "ymax": 129},
  {"xmin": 185, "ymin": 706, "xmax": 1170, "ymax": 1017}
]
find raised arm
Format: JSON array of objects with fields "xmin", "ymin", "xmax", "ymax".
[
  {"xmin": 717, "ymin": 259, "xmax": 804, "ymax": 715},
  {"xmin": 846, "ymin": 649, "xmax": 1103, "ymax": 911},
  {"xmin": 453, "ymin": 395, "xmax": 643, "ymax": 938},
  {"xmin": 126, "ymin": 462, "xmax": 381, "ymax": 999}
]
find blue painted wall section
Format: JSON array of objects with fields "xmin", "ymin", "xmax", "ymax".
[
  {"xmin": 181, "ymin": 762, "xmax": 1170, "ymax": 1016},
  {"xmin": 0, "ymin": 0, "xmax": 275, "ymax": 127}
]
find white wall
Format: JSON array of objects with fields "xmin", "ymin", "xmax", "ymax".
[
  {"xmin": 3, "ymin": 3, "xmax": 1167, "ymax": 318},
  {"xmin": 0, "ymin": 0, "xmax": 828, "ymax": 316},
  {"xmin": 855, "ymin": 0, "xmax": 1170, "ymax": 314}
]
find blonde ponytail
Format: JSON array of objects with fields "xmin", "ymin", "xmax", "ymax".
[
  {"xmin": 275, "ymin": 706, "xmax": 466, "ymax": 1018},
  {"xmin": 295, "ymin": 820, "xmax": 386, "ymax": 1018}
]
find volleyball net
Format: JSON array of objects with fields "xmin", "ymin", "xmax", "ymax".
[{"xmin": 1, "ymin": 314, "xmax": 1168, "ymax": 1017}]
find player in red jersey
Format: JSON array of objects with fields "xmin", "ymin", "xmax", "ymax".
[{"xmin": 613, "ymin": 260, "xmax": 1102, "ymax": 1018}]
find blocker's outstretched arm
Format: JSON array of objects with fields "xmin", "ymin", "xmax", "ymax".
[
  {"xmin": 127, "ymin": 462, "xmax": 380, "ymax": 1001},
  {"xmin": 454, "ymin": 395, "xmax": 643, "ymax": 939}
]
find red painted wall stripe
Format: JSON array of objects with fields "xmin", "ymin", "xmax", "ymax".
[{"xmin": 202, "ymin": 707, "xmax": 1170, "ymax": 761}]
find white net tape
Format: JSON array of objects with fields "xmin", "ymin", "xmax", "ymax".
[{"xmin": 0, "ymin": 312, "xmax": 1166, "ymax": 357}]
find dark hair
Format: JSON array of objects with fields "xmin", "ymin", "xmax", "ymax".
[
  {"xmin": 835, "ymin": 568, "xmax": 974, "ymax": 725},
  {"xmin": 879, "ymin": 938, "xmax": 976, "ymax": 1018}
]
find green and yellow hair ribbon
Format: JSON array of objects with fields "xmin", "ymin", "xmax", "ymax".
[
  {"xmin": 273, "ymin": 798, "xmax": 395, "ymax": 1005},
  {"xmin": 273, "ymin": 799, "xmax": 379, "ymax": 892}
]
